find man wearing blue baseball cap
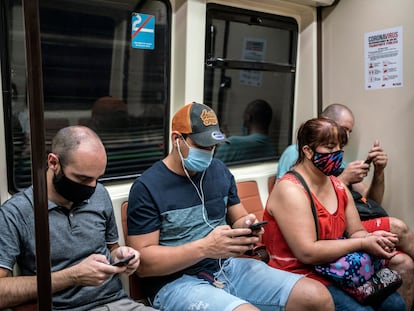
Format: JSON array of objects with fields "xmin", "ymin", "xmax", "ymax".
[{"xmin": 126, "ymin": 102, "xmax": 334, "ymax": 311}]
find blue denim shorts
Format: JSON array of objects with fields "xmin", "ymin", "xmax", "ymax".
[
  {"xmin": 326, "ymin": 285, "xmax": 406, "ymax": 311},
  {"xmin": 153, "ymin": 257, "xmax": 303, "ymax": 311}
]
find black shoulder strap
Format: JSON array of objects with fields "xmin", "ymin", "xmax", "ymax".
[{"xmin": 287, "ymin": 170, "xmax": 319, "ymax": 240}]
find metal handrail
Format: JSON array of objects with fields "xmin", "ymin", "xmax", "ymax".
[{"xmin": 206, "ymin": 57, "xmax": 296, "ymax": 73}]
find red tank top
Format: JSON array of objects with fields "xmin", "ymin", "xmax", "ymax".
[{"xmin": 262, "ymin": 174, "xmax": 348, "ymax": 284}]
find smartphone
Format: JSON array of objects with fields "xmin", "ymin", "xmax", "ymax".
[
  {"xmin": 111, "ymin": 254, "xmax": 135, "ymax": 267},
  {"xmin": 364, "ymin": 157, "xmax": 372, "ymax": 164},
  {"xmin": 249, "ymin": 221, "xmax": 268, "ymax": 231}
]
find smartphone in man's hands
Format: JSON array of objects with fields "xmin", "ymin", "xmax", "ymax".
[
  {"xmin": 111, "ymin": 254, "xmax": 135, "ymax": 267},
  {"xmin": 245, "ymin": 221, "xmax": 268, "ymax": 237},
  {"xmin": 249, "ymin": 221, "xmax": 268, "ymax": 231},
  {"xmin": 364, "ymin": 156, "xmax": 372, "ymax": 165}
]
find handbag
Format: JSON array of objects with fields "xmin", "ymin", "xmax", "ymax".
[
  {"xmin": 287, "ymin": 170, "xmax": 402, "ymax": 305},
  {"xmin": 350, "ymin": 190, "xmax": 388, "ymax": 220},
  {"xmin": 342, "ymin": 267, "xmax": 402, "ymax": 305},
  {"xmin": 314, "ymin": 250, "xmax": 384, "ymax": 288}
]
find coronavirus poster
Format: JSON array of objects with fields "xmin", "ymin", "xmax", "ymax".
[{"xmin": 365, "ymin": 26, "xmax": 403, "ymax": 90}]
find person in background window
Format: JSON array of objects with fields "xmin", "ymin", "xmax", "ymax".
[
  {"xmin": 263, "ymin": 117, "xmax": 406, "ymax": 310},
  {"xmin": 0, "ymin": 126, "xmax": 157, "ymax": 311},
  {"xmin": 88, "ymin": 96, "xmax": 133, "ymax": 177},
  {"xmin": 90, "ymin": 96, "xmax": 129, "ymax": 135},
  {"xmin": 11, "ymin": 82, "xmax": 30, "ymax": 137},
  {"xmin": 214, "ymin": 99, "xmax": 275, "ymax": 163},
  {"xmin": 127, "ymin": 102, "xmax": 334, "ymax": 311},
  {"xmin": 276, "ymin": 103, "xmax": 414, "ymax": 309}
]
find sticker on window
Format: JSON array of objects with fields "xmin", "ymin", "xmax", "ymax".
[{"xmin": 131, "ymin": 13, "xmax": 155, "ymax": 50}]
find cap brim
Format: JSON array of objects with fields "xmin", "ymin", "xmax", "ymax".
[{"xmin": 189, "ymin": 130, "xmax": 229, "ymax": 147}]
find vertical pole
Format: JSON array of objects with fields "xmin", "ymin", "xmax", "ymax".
[
  {"xmin": 22, "ymin": 0, "xmax": 52, "ymax": 310},
  {"xmin": 316, "ymin": 6, "xmax": 323, "ymax": 115}
]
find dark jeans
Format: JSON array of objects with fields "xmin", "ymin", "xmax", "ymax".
[{"xmin": 327, "ymin": 285, "xmax": 407, "ymax": 311}]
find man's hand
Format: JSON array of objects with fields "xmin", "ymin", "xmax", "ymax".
[
  {"xmin": 366, "ymin": 140, "xmax": 387, "ymax": 172},
  {"xmin": 111, "ymin": 246, "xmax": 140, "ymax": 276},
  {"xmin": 202, "ymin": 225, "xmax": 259, "ymax": 259},
  {"xmin": 339, "ymin": 161, "xmax": 370, "ymax": 185},
  {"xmin": 69, "ymin": 254, "xmax": 125, "ymax": 286}
]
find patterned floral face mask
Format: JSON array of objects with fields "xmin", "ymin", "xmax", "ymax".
[{"xmin": 312, "ymin": 149, "xmax": 344, "ymax": 176}]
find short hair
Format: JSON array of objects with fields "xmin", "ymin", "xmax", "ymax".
[
  {"xmin": 296, "ymin": 118, "xmax": 348, "ymax": 164},
  {"xmin": 245, "ymin": 99, "xmax": 273, "ymax": 130},
  {"xmin": 91, "ymin": 96, "xmax": 128, "ymax": 132},
  {"xmin": 51, "ymin": 126, "xmax": 101, "ymax": 166},
  {"xmin": 320, "ymin": 103, "xmax": 354, "ymax": 123}
]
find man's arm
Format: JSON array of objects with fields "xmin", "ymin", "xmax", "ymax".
[
  {"xmin": 227, "ymin": 202, "xmax": 257, "ymax": 228},
  {"xmin": 339, "ymin": 140, "xmax": 386, "ymax": 203},
  {"xmin": 337, "ymin": 161, "xmax": 369, "ymax": 190},
  {"xmin": 338, "ymin": 161, "xmax": 384, "ymax": 203},
  {"xmin": 365, "ymin": 140, "xmax": 387, "ymax": 204},
  {"xmin": 0, "ymin": 265, "xmax": 79, "ymax": 308},
  {"xmin": 366, "ymin": 165, "xmax": 385, "ymax": 204},
  {"xmin": 128, "ymin": 230, "xmax": 210, "ymax": 277},
  {"xmin": 0, "ymin": 254, "xmax": 129, "ymax": 309},
  {"xmin": 128, "ymin": 225, "xmax": 257, "ymax": 278},
  {"xmin": 0, "ymin": 268, "xmax": 38, "ymax": 308},
  {"xmin": 276, "ymin": 144, "xmax": 299, "ymax": 180}
]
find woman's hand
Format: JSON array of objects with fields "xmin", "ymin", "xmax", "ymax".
[{"xmin": 361, "ymin": 233, "xmax": 398, "ymax": 258}]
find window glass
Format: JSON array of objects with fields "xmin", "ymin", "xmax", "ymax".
[
  {"xmin": 1, "ymin": 0, "xmax": 170, "ymax": 190},
  {"xmin": 204, "ymin": 4, "xmax": 298, "ymax": 165}
]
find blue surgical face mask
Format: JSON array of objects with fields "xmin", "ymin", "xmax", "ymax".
[
  {"xmin": 177, "ymin": 138, "xmax": 214, "ymax": 172},
  {"xmin": 312, "ymin": 149, "xmax": 344, "ymax": 176}
]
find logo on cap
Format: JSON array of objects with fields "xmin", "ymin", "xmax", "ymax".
[
  {"xmin": 200, "ymin": 109, "xmax": 218, "ymax": 126},
  {"xmin": 211, "ymin": 131, "xmax": 225, "ymax": 140}
]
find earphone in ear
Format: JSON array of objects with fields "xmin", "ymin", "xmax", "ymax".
[{"xmin": 175, "ymin": 134, "xmax": 186, "ymax": 146}]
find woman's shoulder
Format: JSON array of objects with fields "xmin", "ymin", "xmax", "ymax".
[
  {"xmin": 278, "ymin": 172, "xmax": 301, "ymax": 184},
  {"xmin": 271, "ymin": 173, "xmax": 308, "ymax": 205},
  {"xmin": 329, "ymin": 175, "xmax": 347, "ymax": 191}
]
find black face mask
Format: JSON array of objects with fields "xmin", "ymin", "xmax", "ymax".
[{"xmin": 53, "ymin": 169, "xmax": 96, "ymax": 204}]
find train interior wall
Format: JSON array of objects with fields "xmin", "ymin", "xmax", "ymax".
[{"xmin": 321, "ymin": 0, "xmax": 414, "ymax": 229}]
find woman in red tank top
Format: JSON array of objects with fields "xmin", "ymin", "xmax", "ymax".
[{"xmin": 262, "ymin": 117, "xmax": 405, "ymax": 311}]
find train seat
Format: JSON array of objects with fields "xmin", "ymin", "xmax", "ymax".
[
  {"xmin": 236, "ymin": 180, "xmax": 269, "ymax": 263},
  {"xmin": 121, "ymin": 201, "xmax": 151, "ymax": 304},
  {"xmin": 236, "ymin": 181, "xmax": 264, "ymax": 221}
]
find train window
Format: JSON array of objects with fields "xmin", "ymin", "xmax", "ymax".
[
  {"xmin": 1, "ymin": 0, "xmax": 170, "ymax": 191},
  {"xmin": 204, "ymin": 4, "xmax": 298, "ymax": 165}
]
